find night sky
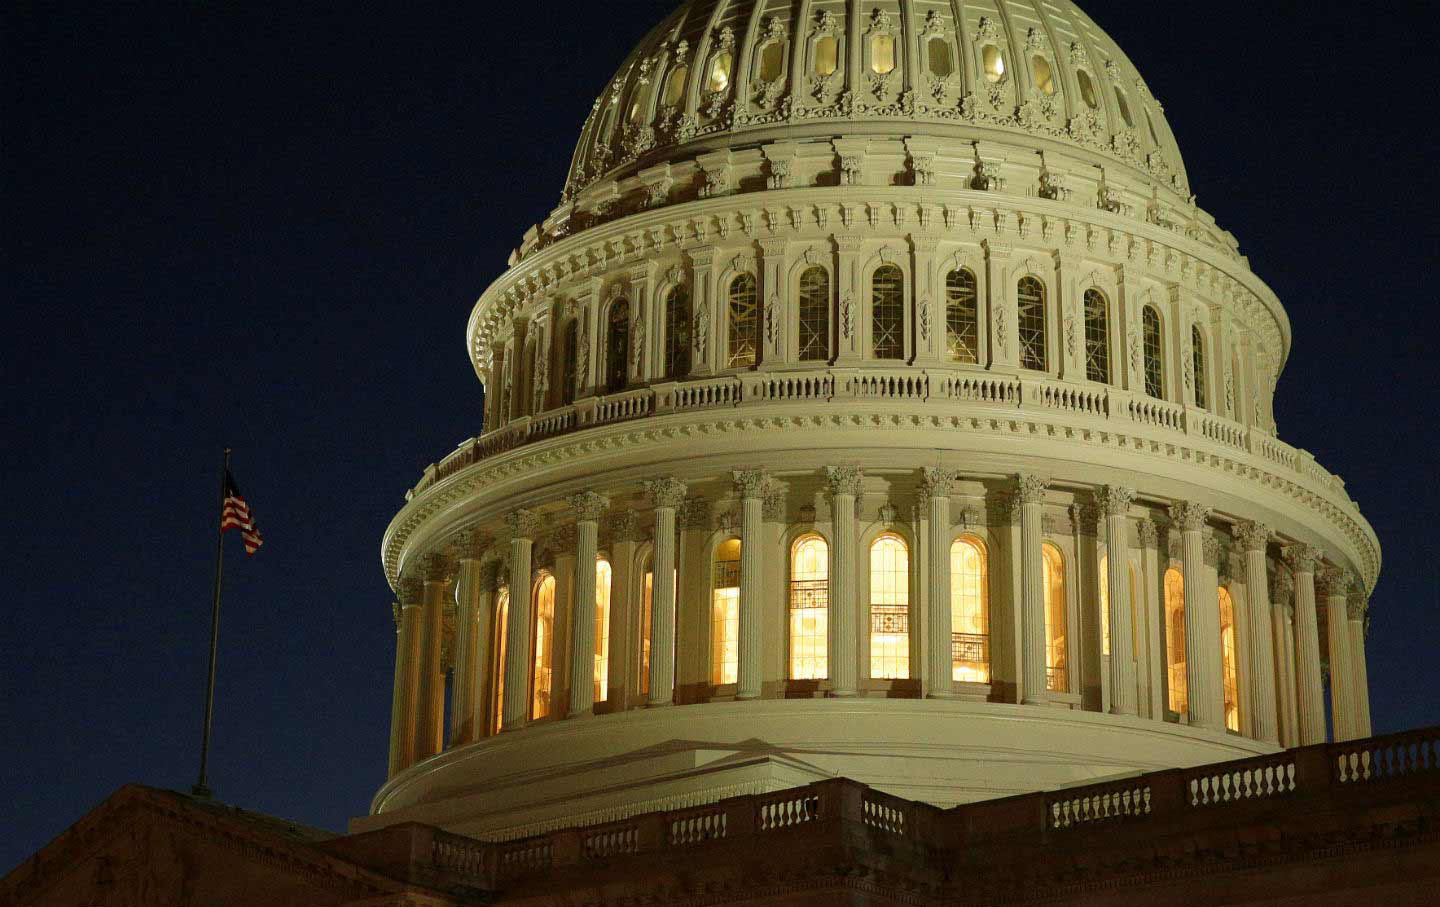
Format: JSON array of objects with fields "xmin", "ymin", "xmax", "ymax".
[{"xmin": 4, "ymin": 1, "xmax": 1438, "ymax": 872}]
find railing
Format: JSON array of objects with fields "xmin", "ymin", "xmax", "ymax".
[
  {"xmin": 757, "ymin": 790, "xmax": 822, "ymax": 830},
  {"xmin": 1040, "ymin": 384, "xmax": 1108, "ymax": 417},
  {"xmin": 951, "ymin": 632, "xmax": 989, "ymax": 666},
  {"xmin": 668, "ymin": 805, "xmax": 727, "ymax": 845},
  {"xmin": 861, "ymin": 788, "xmax": 916, "ymax": 837},
  {"xmin": 1197, "ymin": 412, "xmax": 1245, "ymax": 449},
  {"xmin": 1333, "ymin": 727, "xmax": 1440, "ymax": 783},
  {"xmin": 1047, "ymin": 778, "xmax": 1151, "ymax": 829},
  {"xmin": 495, "ymin": 837, "xmax": 552, "ymax": 880},
  {"xmin": 432, "ymin": 830, "xmax": 489, "ymax": 875},
  {"xmin": 582, "ymin": 823, "xmax": 640, "ymax": 858},
  {"xmin": 1188, "ymin": 753, "xmax": 1296, "ymax": 806},
  {"xmin": 1126, "ymin": 396, "xmax": 1184, "ymax": 432}
]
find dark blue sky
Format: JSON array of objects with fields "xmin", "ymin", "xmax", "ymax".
[{"xmin": 4, "ymin": 1, "xmax": 1437, "ymax": 872}]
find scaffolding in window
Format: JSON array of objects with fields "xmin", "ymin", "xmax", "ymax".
[
  {"xmin": 797, "ymin": 267, "xmax": 830, "ymax": 362},
  {"xmin": 1083, "ymin": 289, "xmax": 1110, "ymax": 383},
  {"xmin": 727, "ymin": 274, "xmax": 758, "ymax": 369},
  {"xmin": 946, "ymin": 269, "xmax": 979, "ymax": 364},
  {"xmin": 1017, "ymin": 277, "xmax": 1047, "ymax": 371},
  {"xmin": 872, "ymin": 266, "xmax": 905, "ymax": 359}
]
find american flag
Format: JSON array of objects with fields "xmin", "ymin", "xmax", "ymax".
[{"xmin": 221, "ymin": 470, "xmax": 263, "ymax": 555}]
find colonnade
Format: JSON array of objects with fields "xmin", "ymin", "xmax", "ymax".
[{"xmin": 385, "ymin": 472, "xmax": 1373, "ymax": 778}]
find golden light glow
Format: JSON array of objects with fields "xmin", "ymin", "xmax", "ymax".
[
  {"xmin": 641, "ymin": 570, "xmax": 652, "ymax": 696},
  {"xmin": 1164, "ymin": 567, "xmax": 1187, "ymax": 713},
  {"xmin": 711, "ymin": 538, "xmax": 741, "ymax": 685},
  {"xmin": 789, "ymin": 534, "xmax": 829, "ymax": 680},
  {"xmin": 707, "ymin": 51, "xmax": 732, "ymax": 93},
  {"xmin": 814, "ymin": 36, "xmax": 838, "ymax": 76},
  {"xmin": 869, "ymin": 533, "xmax": 910, "ymax": 679},
  {"xmin": 982, "ymin": 45, "xmax": 1005, "ymax": 82},
  {"xmin": 1042, "ymin": 543, "xmax": 1067, "ymax": 692},
  {"xmin": 950, "ymin": 536, "xmax": 989, "ymax": 683},
  {"xmin": 492, "ymin": 587, "xmax": 509, "ymax": 734},
  {"xmin": 870, "ymin": 34, "xmax": 895, "ymax": 74},
  {"xmin": 1032, "ymin": 55, "xmax": 1055, "ymax": 95},
  {"xmin": 594, "ymin": 557, "xmax": 612, "ymax": 701},
  {"xmin": 531, "ymin": 574, "xmax": 555, "ymax": 719},
  {"xmin": 663, "ymin": 65, "xmax": 688, "ymax": 106},
  {"xmin": 759, "ymin": 41, "xmax": 784, "ymax": 82},
  {"xmin": 1100, "ymin": 552, "xmax": 1110, "ymax": 657},
  {"xmin": 1220, "ymin": 587, "xmax": 1240, "ymax": 731}
]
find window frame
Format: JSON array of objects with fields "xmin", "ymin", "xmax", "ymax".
[
  {"xmin": 604, "ymin": 297, "xmax": 631, "ymax": 393},
  {"xmin": 950, "ymin": 533, "xmax": 991, "ymax": 685},
  {"xmin": 869, "ymin": 262, "xmax": 907, "ymax": 361},
  {"xmin": 725, "ymin": 272, "xmax": 759, "ymax": 370},
  {"xmin": 1083, "ymin": 288, "xmax": 1111, "ymax": 384},
  {"xmin": 1016, "ymin": 275, "xmax": 1048, "ymax": 372},
  {"xmin": 866, "ymin": 530, "xmax": 913, "ymax": 683},
  {"xmin": 795, "ymin": 264, "xmax": 832, "ymax": 363},
  {"xmin": 945, "ymin": 267, "xmax": 980, "ymax": 365},
  {"xmin": 1142, "ymin": 305, "xmax": 1166, "ymax": 400},
  {"xmin": 787, "ymin": 531, "xmax": 830, "ymax": 682}
]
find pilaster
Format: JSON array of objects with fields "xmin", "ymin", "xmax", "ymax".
[
  {"xmin": 733, "ymin": 469, "xmax": 768, "ymax": 700},
  {"xmin": 826, "ymin": 466, "xmax": 863, "ymax": 697},
  {"xmin": 1170, "ymin": 502, "xmax": 1223, "ymax": 732}
]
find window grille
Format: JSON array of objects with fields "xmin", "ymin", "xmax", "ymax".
[
  {"xmin": 951, "ymin": 537, "xmax": 990, "ymax": 682},
  {"xmin": 945, "ymin": 269, "xmax": 979, "ymax": 364},
  {"xmin": 560, "ymin": 321, "xmax": 578, "ymax": 405},
  {"xmin": 869, "ymin": 533, "xmax": 910, "ymax": 678},
  {"xmin": 727, "ymin": 274, "xmax": 758, "ymax": 369},
  {"xmin": 1192, "ymin": 325, "xmax": 1208, "ymax": 410},
  {"xmin": 664, "ymin": 286, "xmax": 691, "ymax": 379},
  {"xmin": 789, "ymin": 534, "xmax": 828, "ymax": 680},
  {"xmin": 605, "ymin": 300, "xmax": 630, "ymax": 392},
  {"xmin": 872, "ymin": 265, "xmax": 905, "ymax": 359},
  {"xmin": 1083, "ymin": 289, "xmax": 1110, "ymax": 383},
  {"xmin": 711, "ymin": 539, "xmax": 741, "ymax": 684},
  {"xmin": 1142, "ymin": 306, "xmax": 1164, "ymax": 399},
  {"xmin": 797, "ymin": 267, "xmax": 830, "ymax": 362},
  {"xmin": 1017, "ymin": 277, "xmax": 1047, "ymax": 371}
]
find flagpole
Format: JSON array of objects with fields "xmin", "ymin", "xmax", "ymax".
[{"xmin": 193, "ymin": 447, "xmax": 231, "ymax": 798}]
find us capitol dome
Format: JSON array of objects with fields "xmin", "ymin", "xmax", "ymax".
[{"xmin": 359, "ymin": 0, "xmax": 1380, "ymax": 843}]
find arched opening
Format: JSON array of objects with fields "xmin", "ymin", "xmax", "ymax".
[
  {"xmin": 1115, "ymin": 86, "xmax": 1134, "ymax": 127},
  {"xmin": 711, "ymin": 538, "xmax": 741, "ymax": 684},
  {"xmin": 491, "ymin": 586, "xmax": 509, "ymax": 734},
  {"xmin": 789, "ymin": 534, "xmax": 829, "ymax": 680},
  {"xmin": 1192, "ymin": 325, "xmax": 1209, "ymax": 410},
  {"xmin": 1077, "ymin": 69, "xmax": 1098, "ymax": 108},
  {"xmin": 605, "ymin": 299, "xmax": 630, "ymax": 393},
  {"xmin": 797, "ymin": 266, "xmax": 830, "ymax": 362},
  {"xmin": 726, "ymin": 273, "xmax": 758, "ymax": 369},
  {"xmin": 869, "ymin": 533, "xmax": 910, "ymax": 679},
  {"xmin": 1164, "ymin": 567, "xmax": 1186, "ymax": 713},
  {"xmin": 531, "ymin": 574, "xmax": 556, "ymax": 720},
  {"xmin": 871, "ymin": 264, "xmax": 904, "ymax": 360},
  {"xmin": 560, "ymin": 320, "xmax": 579, "ymax": 405},
  {"xmin": 945, "ymin": 268, "xmax": 979, "ymax": 364},
  {"xmin": 1042, "ymin": 543, "xmax": 1067, "ymax": 692},
  {"xmin": 951, "ymin": 536, "xmax": 990, "ymax": 682},
  {"xmin": 1219, "ymin": 587, "xmax": 1239, "ymax": 731},
  {"xmin": 664, "ymin": 285, "xmax": 691, "ymax": 379},
  {"xmin": 1083, "ymin": 288, "xmax": 1110, "ymax": 383},
  {"xmin": 594, "ymin": 557, "xmax": 612, "ymax": 701},
  {"xmin": 662, "ymin": 64, "xmax": 688, "ymax": 107},
  {"xmin": 1017, "ymin": 276, "xmax": 1047, "ymax": 371},
  {"xmin": 1142, "ymin": 306, "xmax": 1165, "ymax": 399}
]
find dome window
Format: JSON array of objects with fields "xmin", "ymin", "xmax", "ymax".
[
  {"xmin": 662, "ymin": 64, "xmax": 688, "ymax": 107},
  {"xmin": 1017, "ymin": 276, "xmax": 1047, "ymax": 371},
  {"xmin": 664, "ymin": 285, "xmax": 691, "ymax": 379},
  {"xmin": 711, "ymin": 538, "xmax": 742, "ymax": 685},
  {"xmin": 869, "ymin": 533, "xmax": 911, "ymax": 680},
  {"xmin": 707, "ymin": 51, "xmax": 733, "ymax": 93},
  {"xmin": 870, "ymin": 34, "xmax": 896, "ymax": 74},
  {"xmin": 814, "ymin": 36, "xmax": 839, "ymax": 77},
  {"xmin": 981, "ymin": 45, "xmax": 1006, "ymax": 82},
  {"xmin": 606, "ymin": 299, "xmax": 630, "ymax": 393},
  {"xmin": 945, "ymin": 268, "xmax": 979, "ymax": 364},
  {"xmin": 726, "ymin": 273, "xmax": 758, "ymax": 369},
  {"xmin": 1142, "ymin": 306, "xmax": 1164, "ymax": 399},
  {"xmin": 1077, "ymin": 69, "xmax": 1098, "ymax": 109},
  {"xmin": 927, "ymin": 37, "xmax": 954, "ymax": 78},
  {"xmin": 797, "ymin": 266, "xmax": 831, "ymax": 362},
  {"xmin": 1145, "ymin": 107, "xmax": 1161, "ymax": 146},
  {"xmin": 758, "ymin": 40, "xmax": 785, "ymax": 83},
  {"xmin": 1115, "ymin": 86, "xmax": 1134, "ymax": 128},
  {"xmin": 1083, "ymin": 289, "xmax": 1110, "ymax": 384},
  {"xmin": 1032, "ymin": 55, "xmax": 1055, "ymax": 95},
  {"xmin": 789, "ymin": 534, "xmax": 829, "ymax": 681},
  {"xmin": 871, "ymin": 265, "xmax": 905, "ymax": 360}
]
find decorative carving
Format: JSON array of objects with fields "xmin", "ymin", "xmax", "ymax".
[
  {"xmin": 699, "ymin": 167, "xmax": 730, "ymax": 198},
  {"xmin": 1014, "ymin": 473, "xmax": 1048, "ymax": 505},
  {"xmin": 422, "ymin": 551, "xmax": 456, "ymax": 584},
  {"xmin": 918, "ymin": 301, "xmax": 932, "ymax": 342},
  {"xmin": 732, "ymin": 468, "xmax": 769, "ymax": 499},
  {"xmin": 879, "ymin": 503, "xmax": 899, "ymax": 524},
  {"xmin": 644, "ymin": 476, "xmax": 688, "ymax": 509},
  {"xmin": 1271, "ymin": 571, "xmax": 1295, "ymax": 608},
  {"xmin": 608, "ymin": 510, "xmax": 642, "ymax": 544},
  {"xmin": 1235, "ymin": 520, "xmax": 1271, "ymax": 552},
  {"xmin": 453, "ymin": 529, "xmax": 493, "ymax": 561},
  {"xmin": 1063, "ymin": 312, "xmax": 1077, "ymax": 359},
  {"xmin": 548, "ymin": 524, "xmax": 577, "ymax": 552},
  {"xmin": 766, "ymin": 157, "xmax": 792, "ymax": 189},
  {"xmin": 839, "ymin": 154, "xmax": 864, "ymax": 186},
  {"xmin": 568, "ymin": 491, "xmax": 610, "ymax": 523},
  {"xmin": 972, "ymin": 160, "xmax": 1006, "ymax": 192},
  {"xmin": 679, "ymin": 496, "xmax": 712, "ymax": 530},
  {"xmin": 1135, "ymin": 518, "xmax": 1159, "ymax": 548},
  {"xmin": 1167, "ymin": 502, "xmax": 1211, "ymax": 532},
  {"xmin": 825, "ymin": 465, "xmax": 864, "ymax": 497},
  {"xmin": 397, "ymin": 575, "xmax": 423, "ymax": 607},
  {"xmin": 692, "ymin": 300, "xmax": 709, "ymax": 361},
  {"xmin": 1283, "ymin": 543, "xmax": 1321, "ymax": 574},
  {"xmin": 1038, "ymin": 168, "xmax": 1070, "ymax": 201},
  {"xmin": 1099, "ymin": 485, "xmax": 1136, "ymax": 516},
  {"xmin": 505, "ymin": 508, "xmax": 541, "ymax": 539},
  {"xmin": 993, "ymin": 306, "xmax": 1009, "ymax": 355},
  {"xmin": 765, "ymin": 293, "xmax": 779, "ymax": 346},
  {"xmin": 920, "ymin": 466, "xmax": 956, "ymax": 500},
  {"xmin": 1202, "ymin": 534, "xmax": 1222, "ymax": 568},
  {"xmin": 841, "ymin": 295, "xmax": 855, "ymax": 340},
  {"xmin": 1347, "ymin": 592, "xmax": 1368, "ymax": 621},
  {"xmin": 763, "ymin": 482, "xmax": 786, "ymax": 521}
]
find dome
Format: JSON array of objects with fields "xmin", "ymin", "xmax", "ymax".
[
  {"xmin": 564, "ymin": 0, "xmax": 1188, "ymax": 204},
  {"xmin": 369, "ymin": 0, "xmax": 1381, "ymax": 846}
]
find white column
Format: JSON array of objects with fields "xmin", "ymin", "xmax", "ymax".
[
  {"xmin": 733, "ymin": 469, "xmax": 768, "ymax": 700},
  {"xmin": 1271, "ymin": 571, "xmax": 1298, "ymax": 747},
  {"xmin": 1101, "ymin": 486, "xmax": 1138, "ymax": 716},
  {"xmin": 1236, "ymin": 521, "xmax": 1279, "ymax": 745},
  {"xmin": 388, "ymin": 578, "xmax": 423, "ymax": 778},
  {"xmin": 414, "ymin": 553, "xmax": 454, "ymax": 761},
  {"xmin": 826, "ymin": 466, "xmax": 862, "ymax": 697},
  {"xmin": 1017, "ymin": 474, "xmax": 1048, "ymax": 705},
  {"xmin": 450, "ymin": 531, "xmax": 491, "ymax": 747},
  {"xmin": 567, "ymin": 492, "xmax": 608, "ymax": 717},
  {"xmin": 923, "ymin": 468, "xmax": 955, "ymax": 698},
  {"xmin": 1348, "ymin": 592, "xmax": 1372, "ymax": 738},
  {"xmin": 502, "ymin": 510, "xmax": 539, "ymax": 730},
  {"xmin": 1321, "ymin": 567, "xmax": 1358, "ymax": 741},
  {"xmin": 1286, "ymin": 545, "xmax": 1326, "ymax": 744},
  {"xmin": 1171, "ymin": 503, "xmax": 1224, "ymax": 732},
  {"xmin": 645, "ymin": 478, "xmax": 686, "ymax": 706},
  {"xmin": 1136, "ymin": 519, "xmax": 1165, "ymax": 720}
]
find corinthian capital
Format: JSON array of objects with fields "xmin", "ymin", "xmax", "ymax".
[
  {"xmin": 825, "ymin": 465, "xmax": 864, "ymax": 497},
  {"xmin": 732, "ymin": 468, "xmax": 769, "ymax": 499},
  {"xmin": 505, "ymin": 508, "xmax": 541, "ymax": 539},
  {"xmin": 422, "ymin": 552, "xmax": 457, "ymax": 584},
  {"xmin": 397, "ymin": 575, "xmax": 424, "ymax": 607},
  {"xmin": 1235, "ymin": 520, "xmax": 1271, "ymax": 553},
  {"xmin": 608, "ymin": 510, "xmax": 642, "ymax": 543},
  {"xmin": 644, "ymin": 476, "xmax": 688, "ymax": 509},
  {"xmin": 1135, "ymin": 518, "xmax": 1159, "ymax": 548},
  {"xmin": 679, "ymin": 496, "xmax": 712, "ymax": 530},
  {"xmin": 1014, "ymin": 473, "xmax": 1049, "ymax": 505},
  {"xmin": 1168, "ymin": 501, "xmax": 1212, "ymax": 532},
  {"xmin": 568, "ymin": 491, "xmax": 610, "ymax": 523},
  {"xmin": 920, "ymin": 466, "xmax": 957, "ymax": 499},
  {"xmin": 1271, "ymin": 571, "xmax": 1295, "ymax": 607},
  {"xmin": 453, "ymin": 529, "xmax": 493, "ymax": 562},
  {"xmin": 1315, "ymin": 565, "xmax": 1352, "ymax": 598},
  {"xmin": 1202, "ymin": 534, "xmax": 1222, "ymax": 568},
  {"xmin": 1346, "ymin": 591, "xmax": 1369, "ymax": 621},
  {"xmin": 1098, "ymin": 485, "xmax": 1136, "ymax": 516},
  {"xmin": 1282, "ymin": 543, "xmax": 1320, "ymax": 574}
]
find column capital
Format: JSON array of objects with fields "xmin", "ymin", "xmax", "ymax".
[
  {"xmin": 1315, "ymin": 565, "xmax": 1352, "ymax": 598},
  {"xmin": 1098, "ymin": 485, "xmax": 1136, "ymax": 516},
  {"xmin": 1235, "ymin": 520, "xmax": 1271, "ymax": 552},
  {"xmin": 422, "ymin": 552, "xmax": 457, "ymax": 584},
  {"xmin": 679, "ymin": 496, "xmax": 712, "ymax": 530},
  {"xmin": 1282, "ymin": 543, "xmax": 1321, "ymax": 574},
  {"xmin": 763, "ymin": 482, "xmax": 787, "ymax": 521},
  {"xmin": 1013, "ymin": 473, "xmax": 1049, "ymax": 505},
  {"xmin": 644, "ymin": 476, "xmax": 688, "ymax": 509},
  {"xmin": 920, "ymin": 466, "xmax": 957, "ymax": 498},
  {"xmin": 1135, "ymin": 518, "xmax": 1159, "ymax": 548},
  {"xmin": 453, "ymin": 529, "xmax": 493, "ymax": 562},
  {"xmin": 732, "ymin": 468, "xmax": 770, "ymax": 499},
  {"xmin": 1346, "ymin": 592, "xmax": 1369, "ymax": 621},
  {"xmin": 549, "ymin": 524, "xmax": 578, "ymax": 553},
  {"xmin": 825, "ymin": 465, "xmax": 865, "ymax": 497},
  {"xmin": 1271, "ymin": 571, "xmax": 1295, "ymax": 606},
  {"xmin": 505, "ymin": 508, "xmax": 541, "ymax": 540},
  {"xmin": 608, "ymin": 509, "xmax": 643, "ymax": 543},
  {"xmin": 568, "ymin": 491, "xmax": 610, "ymax": 523},
  {"xmin": 1168, "ymin": 501, "xmax": 1212, "ymax": 532},
  {"xmin": 479, "ymin": 558, "xmax": 505, "ymax": 587},
  {"xmin": 1202, "ymin": 534, "xmax": 1223, "ymax": 568},
  {"xmin": 397, "ymin": 575, "xmax": 424, "ymax": 607}
]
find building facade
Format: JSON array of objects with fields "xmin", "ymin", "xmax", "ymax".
[{"xmin": 365, "ymin": 0, "xmax": 1379, "ymax": 845}]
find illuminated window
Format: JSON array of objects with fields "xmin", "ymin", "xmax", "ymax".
[
  {"xmin": 927, "ymin": 37, "xmax": 953, "ymax": 77},
  {"xmin": 492, "ymin": 586, "xmax": 509, "ymax": 734},
  {"xmin": 870, "ymin": 34, "xmax": 896, "ymax": 74},
  {"xmin": 1115, "ymin": 86, "xmax": 1134, "ymax": 127},
  {"xmin": 1032, "ymin": 56, "xmax": 1055, "ymax": 94},
  {"xmin": 1220, "ymin": 587, "xmax": 1240, "ymax": 731},
  {"xmin": 1142, "ymin": 306, "xmax": 1164, "ymax": 399},
  {"xmin": 758, "ymin": 40, "xmax": 785, "ymax": 82},
  {"xmin": 606, "ymin": 299, "xmax": 630, "ymax": 393},
  {"xmin": 814, "ymin": 36, "xmax": 839, "ymax": 76},
  {"xmin": 664, "ymin": 285, "xmax": 691, "ymax": 379},
  {"xmin": 662, "ymin": 64, "xmax": 688, "ymax": 106},
  {"xmin": 789, "ymin": 534, "xmax": 829, "ymax": 680},
  {"xmin": 711, "ymin": 538, "xmax": 741, "ymax": 684},
  {"xmin": 951, "ymin": 536, "xmax": 990, "ymax": 682},
  {"xmin": 1083, "ymin": 288, "xmax": 1110, "ymax": 383},
  {"xmin": 640, "ymin": 568, "xmax": 652, "ymax": 696},
  {"xmin": 871, "ymin": 264, "xmax": 904, "ymax": 359},
  {"xmin": 1017, "ymin": 276, "xmax": 1047, "ymax": 371},
  {"xmin": 869, "ymin": 533, "xmax": 910, "ymax": 679},
  {"xmin": 945, "ymin": 269, "xmax": 979, "ymax": 364},
  {"xmin": 531, "ymin": 574, "xmax": 555, "ymax": 719},
  {"xmin": 707, "ymin": 51, "xmax": 733, "ymax": 93},
  {"xmin": 1145, "ymin": 107, "xmax": 1161, "ymax": 146},
  {"xmin": 1100, "ymin": 555, "xmax": 1142, "ymax": 663},
  {"xmin": 560, "ymin": 320, "xmax": 578, "ymax": 405},
  {"xmin": 1191, "ymin": 325, "xmax": 1208, "ymax": 410},
  {"xmin": 982, "ymin": 45, "xmax": 1006, "ymax": 82},
  {"xmin": 1042, "ymin": 543, "xmax": 1067, "ymax": 692},
  {"xmin": 594, "ymin": 557, "xmax": 612, "ymax": 701},
  {"xmin": 1164, "ymin": 567, "xmax": 1186, "ymax": 713},
  {"xmin": 797, "ymin": 266, "xmax": 830, "ymax": 362},
  {"xmin": 727, "ymin": 273, "xmax": 758, "ymax": 369},
  {"xmin": 1077, "ymin": 69, "xmax": 1098, "ymax": 109}
]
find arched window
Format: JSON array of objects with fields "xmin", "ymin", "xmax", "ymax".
[
  {"xmin": 560, "ymin": 320, "xmax": 579, "ymax": 405},
  {"xmin": 606, "ymin": 299, "xmax": 630, "ymax": 393},
  {"xmin": 711, "ymin": 538, "xmax": 741, "ymax": 684},
  {"xmin": 1115, "ymin": 86, "xmax": 1134, "ymax": 128},
  {"xmin": 1083, "ymin": 289, "xmax": 1110, "ymax": 383},
  {"xmin": 594, "ymin": 557, "xmax": 612, "ymax": 701},
  {"xmin": 1042, "ymin": 543, "xmax": 1067, "ymax": 692},
  {"xmin": 927, "ymin": 37, "xmax": 953, "ymax": 78},
  {"xmin": 1191, "ymin": 325, "xmax": 1208, "ymax": 410},
  {"xmin": 871, "ymin": 264, "xmax": 905, "ymax": 359},
  {"xmin": 789, "ymin": 534, "xmax": 829, "ymax": 680},
  {"xmin": 951, "ymin": 536, "xmax": 990, "ymax": 682},
  {"xmin": 1017, "ymin": 276, "xmax": 1047, "ymax": 371},
  {"xmin": 492, "ymin": 345, "xmax": 508, "ymax": 427},
  {"xmin": 518, "ymin": 338, "xmax": 536, "ymax": 417},
  {"xmin": 1142, "ymin": 306, "xmax": 1165, "ymax": 399},
  {"xmin": 662, "ymin": 64, "xmax": 688, "ymax": 107},
  {"xmin": 726, "ymin": 273, "xmax": 758, "ymax": 369},
  {"xmin": 1077, "ymin": 69, "xmax": 1098, "ymax": 109},
  {"xmin": 945, "ymin": 269, "xmax": 979, "ymax": 364},
  {"xmin": 1219, "ymin": 587, "xmax": 1239, "ymax": 731},
  {"xmin": 797, "ymin": 266, "xmax": 830, "ymax": 362},
  {"xmin": 1164, "ymin": 567, "xmax": 1186, "ymax": 713},
  {"xmin": 664, "ymin": 285, "xmax": 691, "ymax": 379},
  {"xmin": 491, "ymin": 586, "xmax": 509, "ymax": 734},
  {"xmin": 531, "ymin": 574, "xmax": 556, "ymax": 719},
  {"xmin": 869, "ymin": 533, "xmax": 910, "ymax": 679},
  {"xmin": 640, "ymin": 564, "xmax": 652, "ymax": 696}
]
